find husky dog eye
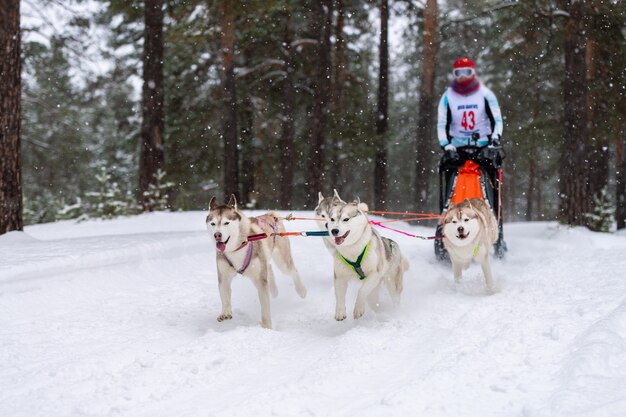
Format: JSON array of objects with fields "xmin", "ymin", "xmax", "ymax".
[
  {"xmin": 452, "ymin": 220, "xmax": 457, "ymax": 224},
  {"xmin": 210, "ymin": 221, "xmax": 216, "ymax": 226},
  {"xmin": 224, "ymin": 221, "xmax": 230, "ymax": 225},
  {"xmin": 321, "ymin": 213, "xmax": 326, "ymax": 218},
  {"xmin": 330, "ymin": 217, "xmax": 336, "ymax": 222},
  {"xmin": 343, "ymin": 217, "xmax": 349, "ymax": 222},
  {"xmin": 464, "ymin": 218, "xmax": 469, "ymax": 222}
]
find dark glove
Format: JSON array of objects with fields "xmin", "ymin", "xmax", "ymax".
[
  {"xmin": 489, "ymin": 135, "xmax": 501, "ymax": 148},
  {"xmin": 442, "ymin": 149, "xmax": 460, "ymax": 167}
]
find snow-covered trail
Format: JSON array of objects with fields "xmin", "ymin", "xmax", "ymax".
[{"xmin": 1, "ymin": 212, "xmax": 626, "ymax": 417}]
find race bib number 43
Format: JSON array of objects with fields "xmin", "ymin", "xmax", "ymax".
[{"xmin": 461, "ymin": 110, "xmax": 475, "ymax": 130}]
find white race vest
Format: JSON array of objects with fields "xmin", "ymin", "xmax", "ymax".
[{"xmin": 437, "ymin": 84, "xmax": 503, "ymax": 148}]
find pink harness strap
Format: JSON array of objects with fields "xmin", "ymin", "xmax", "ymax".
[{"xmin": 224, "ymin": 241, "xmax": 254, "ymax": 274}]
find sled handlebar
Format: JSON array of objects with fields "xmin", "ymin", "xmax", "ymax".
[{"xmin": 441, "ymin": 143, "xmax": 504, "ymax": 169}]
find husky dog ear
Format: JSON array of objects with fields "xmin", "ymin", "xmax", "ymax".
[
  {"xmin": 318, "ymin": 192, "xmax": 325, "ymax": 204},
  {"xmin": 472, "ymin": 203, "xmax": 487, "ymax": 227},
  {"xmin": 227, "ymin": 194, "xmax": 238, "ymax": 210},
  {"xmin": 357, "ymin": 201, "xmax": 369, "ymax": 212},
  {"xmin": 209, "ymin": 196, "xmax": 218, "ymax": 210},
  {"xmin": 332, "ymin": 189, "xmax": 345, "ymax": 203},
  {"xmin": 443, "ymin": 205, "xmax": 459, "ymax": 224}
]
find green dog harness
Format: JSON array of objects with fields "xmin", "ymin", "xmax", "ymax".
[{"xmin": 338, "ymin": 243, "xmax": 369, "ymax": 280}]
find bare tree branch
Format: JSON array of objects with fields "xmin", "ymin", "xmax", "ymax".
[{"xmin": 441, "ymin": 1, "xmax": 519, "ymax": 29}]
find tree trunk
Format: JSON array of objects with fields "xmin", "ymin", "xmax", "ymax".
[
  {"xmin": 374, "ymin": 0, "xmax": 389, "ymax": 210},
  {"xmin": 279, "ymin": 16, "xmax": 296, "ymax": 209},
  {"xmin": 240, "ymin": 96, "xmax": 255, "ymax": 207},
  {"xmin": 526, "ymin": 79, "xmax": 542, "ymax": 221},
  {"xmin": 526, "ymin": 146, "xmax": 536, "ymax": 221},
  {"xmin": 306, "ymin": 0, "xmax": 333, "ymax": 207},
  {"xmin": 414, "ymin": 0, "xmax": 438, "ymax": 209},
  {"xmin": 139, "ymin": 0, "xmax": 165, "ymax": 211},
  {"xmin": 328, "ymin": 0, "xmax": 345, "ymax": 190},
  {"xmin": 585, "ymin": 38, "xmax": 609, "ymax": 202},
  {"xmin": 616, "ymin": 133, "xmax": 626, "ymax": 230},
  {"xmin": 219, "ymin": 0, "xmax": 240, "ymax": 202},
  {"xmin": 0, "ymin": 0, "xmax": 23, "ymax": 234},
  {"xmin": 558, "ymin": 0, "xmax": 590, "ymax": 225}
]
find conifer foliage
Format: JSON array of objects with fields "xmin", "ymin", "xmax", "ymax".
[{"xmin": 4, "ymin": 0, "xmax": 624, "ymax": 233}]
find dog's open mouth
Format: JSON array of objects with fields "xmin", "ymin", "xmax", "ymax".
[
  {"xmin": 456, "ymin": 231, "xmax": 470, "ymax": 240},
  {"xmin": 216, "ymin": 237, "xmax": 230, "ymax": 252},
  {"xmin": 335, "ymin": 231, "xmax": 349, "ymax": 245}
]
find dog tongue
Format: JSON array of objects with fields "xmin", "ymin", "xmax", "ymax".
[
  {"xmin": 216, "ymin": 242, "xmax": 226, "ymax": 252},
  {"xmin": 335, "ymin": 236, "xmax": 345, "ymax": 245}
]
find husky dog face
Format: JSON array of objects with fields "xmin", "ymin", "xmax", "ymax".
[
  {"xmin": 442, "ymin": 202, "xmax": 481, "ymax": 247},
  {"xmin": 315, "ymin": 189, "xmax": 345, "ymax": 231},
  {"xmin": 206, "ymin": 195, "xmax": 243, "ymax": 253},
  {"xmin": 327, "ymin": 201, "xmax": 369, "ymax": 246}
]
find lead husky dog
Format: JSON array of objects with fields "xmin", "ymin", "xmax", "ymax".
[
  {"xmin": 326, "ymin": 199, "xmax": 409, "ymax": 320},
  {"xmin": 442, "ymin": 198, "xmax": 499, "ymax": 293},
  {"xmin": 206, "ymin": 195, "xmax": 307, "ymax": 329}
]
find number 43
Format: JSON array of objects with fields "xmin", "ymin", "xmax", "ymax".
[{"xmin": 461, "ymin": 110, "xmax": 475, "ymax": 130}]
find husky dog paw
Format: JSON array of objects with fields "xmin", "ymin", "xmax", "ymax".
[
  {"xmin": 295, "ymin": 283, "xmax": 307, "ymax": 299},
  {"xmin": 335, "ymin": 311, "xmax": 347, "ymax": 321},
  {"xmin": 217, "ymin": 313, "xmax": 233, "ymax": 322},
  {"xmin": 353, "ymin": 307, "xmax": 364, "ymax": 320}
]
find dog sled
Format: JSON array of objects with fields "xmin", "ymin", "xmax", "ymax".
[{"xmin": 434, "ymin": 142, "xmax": 507, "ymax": 261}]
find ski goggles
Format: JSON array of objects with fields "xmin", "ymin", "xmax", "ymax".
[{"xmin": 453, "ymin": 67, "xmax": 475, "ymax": 78}]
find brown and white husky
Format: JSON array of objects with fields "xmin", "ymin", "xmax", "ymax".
[
  {"xmin": 206, "ymin": 195, "xmax": 306, "ymax": 329},
  {"xmin": 442, "ymin": 198, "xmax": 499, "ymax": 293}
]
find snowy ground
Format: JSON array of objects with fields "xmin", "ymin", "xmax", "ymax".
[{"xmin": 2, "ymin": 211, "xmax": 626, "ymax": 417}]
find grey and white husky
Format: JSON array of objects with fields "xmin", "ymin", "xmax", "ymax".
[
  {"xmin": 326, "ymin": 199, "xmax": 409, "ymax": 320},
  {"xmin": 442, "ymin": 198, "xmax": 499, "ymax": 293},
  {"xmin": 315, "ymin": 189, "xmax": 345, "ymax": 253},
  {"xmin": 206, "ymin": 195, "xmax": 306, "ymax": 329}
]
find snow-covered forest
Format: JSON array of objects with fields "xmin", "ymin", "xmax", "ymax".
[{"xmin": 0, "ymin": 0, "xmax": 624, "ymax": 232}]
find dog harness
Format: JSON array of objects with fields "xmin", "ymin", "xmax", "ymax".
[
  {"xmin": 338, "ymin": 243, "xmax": 369, "ymax": 280},
  {"xmin": 224, "ymin": 241, "xmax": 254, "ymax": 274}
]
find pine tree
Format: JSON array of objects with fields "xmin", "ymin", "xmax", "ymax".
[
  {"xmin": 141, "ymin": 169, "xmax": 173, "ymax": 212},
  {"xmin": 139, "ymin": 0, "xmax": 166, "ymax": 212},
  {"xmin": 586, "ymin": 187, "xmax": 615, "ymax": 232},
  {"xmin": 85, "ymin": 168, "xmax": 137, "ymax": 219}
]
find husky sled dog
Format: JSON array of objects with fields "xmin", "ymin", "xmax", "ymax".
[
  {"xmin": 206, "ymin": 195, "xmax": 307, "ymax": 329},
  {"xmin": 326, "ymin": 199, "xmax": 409, "ymax": 320},
  {"xmin": 442, "ymin": 198, "xmax": 499, "ymax": 292},
  {"xmin": 315, "ymin": 189, "xmax": 344, "ymax": 253}
]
